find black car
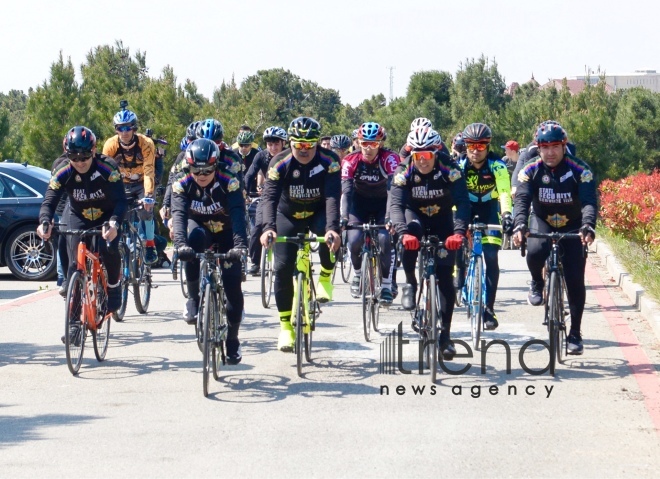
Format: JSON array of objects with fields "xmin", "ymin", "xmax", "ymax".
[{"xmin": 0, "ymin": 160, "xmax": 57, "ymax": 280}]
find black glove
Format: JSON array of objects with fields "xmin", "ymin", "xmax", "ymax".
[
  {"xmin": 579, "ymin": 224, "xmax": 596, "ymax": 240},
  {"xmin": 502, "ymin": 213, "xmax": 514, "ymax": 235},
  {"xmin": 512, "ymin": 223, "xmax": 527, "ymax": 236},
  {"xmin": 339, "ymin": 218, "xmax": 348, "ymax": 229},
  {"xmin": 177, "ymin": 246, "xmax": 195, "ymax": 262},
  {"xmin": 227, "ymin": 247, "xmax": 247, "ymax": 262}
]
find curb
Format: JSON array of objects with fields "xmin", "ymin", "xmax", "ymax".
[{"xmin": 591, "ymin": 238, "xmax": 660, "ymax": 341}]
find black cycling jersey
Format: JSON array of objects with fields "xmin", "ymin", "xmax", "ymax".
[
  {"xmin": 514, "ymin": 153, "xmax": 597, "ymax": 231},
  {"xmin": 244, "ymin": 149, "xmax": 273, "ymax": 193},
  {"xmin": 40, "ymin": 154, "xmax": 127, "ymax": 225},
  {"xmin": 389, "ymin": 152, "xmax": 471, "ymax": 236},
  {"xmin": 260, "ymin": 147, "xmax": 341, "ymax": 234},
  {"xmin": 233, "ymin": 147, "xmax": 259, "ymax": 177},
  {"xmin": 171, "ymin": 169, "xmax": 248, "ymax": 250}
]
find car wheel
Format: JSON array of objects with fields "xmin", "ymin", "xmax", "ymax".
[{"xmin": 5, "ymin": 224, "xmax": 58, "ymax": 281}]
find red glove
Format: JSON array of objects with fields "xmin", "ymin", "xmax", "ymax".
[
  {"xmin": 445, "ymin": 234, "xmax": 464, "ymax": 251},
  {"xmin": 402, "ymin": 234, "xmax": 420, "ymax": 251}
]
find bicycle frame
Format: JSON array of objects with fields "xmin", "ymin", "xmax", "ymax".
[{"xmin": 76, "ymin": 238, "xmax": 108, "ymax": 332}]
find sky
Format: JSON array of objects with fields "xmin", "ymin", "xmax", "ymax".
[{"xmin": 2, "ymin": 0, "xmax": 660, "ymax": 106}]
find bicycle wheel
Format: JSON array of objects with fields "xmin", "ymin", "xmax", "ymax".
[
  {"xmin": 212, "ymin": 291, "xmax": 227, "ymax": 381},
  {"xmin": 201, "ymin": 283, "xmax": 215, "ymax": 397},
  {"xmin": 361, "ymin": 252, "xmax": 372, "ymax": 342},
  {"xmin": 467, "ymin": 256, "xmax": 484, "ymax": 351},
  {"xmin": 179, "ymin": 260, "xmax": 189, "ymax": 298},
  {"xmin": 558, "ymin": 275, "xmax": 569, "ymax": 364},
  {"xmin": 372, "ymin": 255, "xmax": 381, "ymax": 331},
  {"xmin": 260, "ymin": 246, "xmax": 273, "ymax": 308},
  {"xmin": 548, "ymin": 271, "xmax": 560, "ymax": 375},
  {"xmin": 115, "ymin": 241, "xmax": 130, "ymax": 321},
  {"xmin": 133, "ymin": 247, "xmax": 151, "ymax": 314},
  {"xmin": 295, "ymin": 272, "xmax": 305, "ymax": 377},
  {"xmin": 93, "ymin": 275, "xmax": 111, "ymax": 362},
  {"xmin": 340, "ymin": 246, "xmax": 352, "ymax": 283},
  {"xmin": 310, "ymin": 235, "xmax": 320, "ymax": 253},
  {"xmin": 427, "ymin": 275, "xmax": 439, "ymax": 383},
  {"xmin": 64, "ymin": 271, "xmax": 86, "ymax": 375}
]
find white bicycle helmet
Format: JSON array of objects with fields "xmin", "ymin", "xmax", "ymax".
[
  {"xmin": 262, "ymin": 126, "xmax": 287, "ymax": 142},
  {"xmin": 407, "ymin": 127, "xmax": 441, "ymax": 149},
  {"xmin": 410, "ymin": 117, "xmax": 433, "ymax": 131}
]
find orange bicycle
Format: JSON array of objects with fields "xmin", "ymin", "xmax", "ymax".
[{"xmin": 51, "ymin": 222, "xmax": 114, "ymax": 375}]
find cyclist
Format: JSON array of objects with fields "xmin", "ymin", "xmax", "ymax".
[
  {"xmin": 455, "ymin": 122, "xmax": 513, "ymax": 330},
  {"xmin": 231, "ymin": 124, "xmax": 261, "ymax": 151},
  {"xmin": 330, "ymin": 134, "xmax": 351, "ymax": 162},
  {"xmin": 390, "ymin": 126, "xmax": 470, "ymax": 360},
  {"xmin": 259, "ymin": 117, "xmax": 341, "ymax": 352},
  {"xmin": 350, "ymin": 129, "xmax": 360, "ymax": 152},
  {"xmin": 320, "ymin": 135, "xmax": 332, "ymax": 149},
  {"xmin": 341, "ymin": 122, "xmax": 400, "ymax": 304},
  {"xmin": 172, "ymin": 139, "xmax": 248, "ymax": 364},
  {"xmin": 244, "ymin": 126, "xmax": 288, "ymax": 275},
  {"xmin": 38, "ymin": 126, "xmax": 127, "ymax": 341},
  {"xmin": 234, "ymin": 130, "xmax": 259, "ymax": 174},
  {"xmin": 451, "ymin": 133, "xmax": 467, "ymax": 161},
  {"xmin": 513, "ymin": 122, "xmax": 596, "ymax": 355},
  {"xmin": 102, "ymin": 105, "xmax": 158, "ymax": 264}
]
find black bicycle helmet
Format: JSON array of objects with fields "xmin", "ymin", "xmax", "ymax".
[
  {"xmin": 185, "ymin": 139, "xmax": 220, "ymax": 167},
  {"xmin": 288, "ymin": 117, "xmax": 321, "ymax": 141},
  {"xmin": 330, "ymin": 134, "xmax": 351, "ymax": 150},
  {"xmin": 462, "ymin": 123, "xmax": 492, "ymax": 143},
  {"xmin": 64, "ymin": 126, "xmax": 97, "ymax": 154}
]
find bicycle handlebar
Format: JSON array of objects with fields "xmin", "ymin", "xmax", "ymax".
[
  {"xmin": 345, "ymin": 223, "xmax": 388, "ymax": 231},
  {"xmin": 468, "ymin": 223, "xmax": 503, "ymax": 232},
  {"xmin": 520, "ymin": 231, "xmax": 584, "ymax": 258},
  {"xmin": 194, "ymin": 251, "xmax": 243, "ymax": 262}
]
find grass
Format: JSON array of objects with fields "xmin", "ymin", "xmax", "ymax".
[{"xmin": 596, "ymin": 226, "xmax": 660, "ymax": 303}]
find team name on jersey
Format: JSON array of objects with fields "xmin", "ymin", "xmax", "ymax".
[{"xmin": 539, "ymin": 188, "xmax": 573, "ymax": 204}]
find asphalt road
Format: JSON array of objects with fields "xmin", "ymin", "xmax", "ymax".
[{"xmin": 1, "ymin": 249, "xmax": 659, "ymax": 478}]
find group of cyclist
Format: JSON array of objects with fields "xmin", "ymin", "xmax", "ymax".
[{"xmin": 36, "ymin": 103, "xmax": 598, "ymax": 366}]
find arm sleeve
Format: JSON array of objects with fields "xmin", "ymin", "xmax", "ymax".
[
  {"xmin": 493, "ymin": 161, "xmax": 512, "ymax": 214},
  {"xmin": 109, "ymin": 179, "xmax": 128, "ymax": 224},
  {"xmin": 171, "ymin": 192, "xmax": 190, "ymax": 248},
  {"xmin": 39, "ymin": 187, "xmax": 64, "ymax": 224},
  {"xmin": 244, "ymin": 153, "xmax": 263, "ymax": 193},
  {"xmin": 340, "ymin": 179, "xmax": 353, "ymax": 219},
  {"xmin": 227, "ymin": 189, "xmax": 249, "ymax": 249},
  {"xmin": 513, "ymin": 175, "xmax": 533, "ymax": 228},
  {"xmin": 154, "ymin": 156, "xmax": 164, "ymax": 186},
  {"xmin": 325, "ymin": 170, "xmax": 341, "ymax": 234},
  {"xmin": 389, "ymin": 185, "xmax": 408, "ymax": 235},
  {"xmin": 449, "ymin": 177, "xmax": 470, "ymax": 236},
  {"xmin": 579, "ymin": 173, "xmax": 598, "ymax": 228},
  {"xmin": 142, "ymin": 137, "xmax": 156, "ymax": 196},
  {"xmin": 260, "ymin": 168, "xmax": 282, "ymax": 233}
]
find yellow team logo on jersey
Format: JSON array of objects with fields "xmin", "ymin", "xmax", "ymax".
[
  {"xmin": 448, "ymin": 169, "xmax": 461, "ymax": 182},
  {"xmin": 172, "ymin": 181, "xmax": 185, "ymax": 195},
  {"xmin": 293, "ymin": 211, "xmax": 314, "ymax": 219},
  {"xmin": 229, "ymin": 161, "xmax": 241, "ymax": 175},
  {"xmin": 227, "ymin": 178, "xmax": 240, "ymax": 192},
  {"xmin": 49, "ymin": 177, "xmax": 61, "ymax": 190},
  {"xmin": 393, "ymin": 173, "xmax": 406, "ymax": 186},
  {"xmin": 328, "ymin": 161, "xmax": 340, "ymax": 173},
  {"xmin": 204, "ymin": 220, "xmax": 224, "ymax": 233},
  {"xmin": 546, "ymin": 213, "xmax": 569, "ymax": 228},
  {"xmin": 82, "ymin": 208, "xmax": 103, "ymax": 221},
  {"xmin": 420, "ymin": 205, "xmax": 441, "ymax": 216},
  {"xmin": 518, "ymin": 170, "xmax": 530, "ymax": 183},
  {"xmin": 581, "ymin": 170, "xmax": 593, "ymax": 183},
  {"xmin": 268, "ymin": 167, "xmax": 280, "ymax": 181},
  {"xmin": 109, "ymin": 170, "xmax": 121, "ymax": 182}
]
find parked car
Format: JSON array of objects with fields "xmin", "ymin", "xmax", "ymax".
[{"xmin": 0, "ymin": 160, "xmax": 57, "ymax": 280}]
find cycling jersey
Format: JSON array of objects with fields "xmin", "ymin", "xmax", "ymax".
[
  {"xmin": 233, "ymin": 147, "xmax": 259, "ymax": 176},
  {"xmin": 261, "ymin": 147, "xmax": 341, "ymax": 234},
  {"xmin": 171, "ymin": 170, "xmax": 248, "ymax": 250},
  {"xmin": 40, "ymin": 154, "xmax": 127, "ymax": 225},
  {"xmin": 389, "ymin": 152, "xmax": 470, "ymax": 236},
  {"xmin": 231, "ymin": 141, "xmax": 260, "ymax": 151},
  {"xmin": 102, "ymin": 133, "xmax": 156, "ymax": 195},
  {"xmin": 514, "ymin": 153, "xmax": 597, "ymax": 231},
  {"xmin": 458, "ymin": 153, "xmax": 512, "ymax": 214}
]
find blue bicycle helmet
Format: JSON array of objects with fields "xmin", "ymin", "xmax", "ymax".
[
  {"xmin": 113, "ymin": 109, "xmax": 138, "ymax": 129},
  {"xmin": 195, "ymin": 118, "xmax": 224, "ymax": 143},
  {"xmin": 535, "ymin": 122, "xmax": 567, "ymax": 145},
  {"xmin": 358, "ymin": 122, "xmax": 385, "ymax": 141},
  {"xmin": 180, "ymin": 136, "xmax": 189, "ymax": 151},
  {"xmin": 263, "ymin": 126, "xmax": 287, "ymax": 142}
]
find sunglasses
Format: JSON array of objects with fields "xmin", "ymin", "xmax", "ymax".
[
  {"xmin": 115, "ymin": 125, "xmax": 134, "ymax": 132},
  {"xmin": 466, "ymin": 143, "xmax": 489, "ymax": 152},
  {"xmin": 190, "ymin": 166, "xmax": 216, "ymax": 176},
  {"xmin": 291, "ymin": 141, "xmax": 317, "ymax": 150},
  {"xmin": 68, "ymin": 154, "xmax": 93, "ymax": 163},
  {"xmin": 411, "ymin": 151, "xmax": 435, "ymax": 161},
  {"xmin": 239, "ymin": 144, "xmax": 252, "ymax": 148},
  {"xmin": 360, "ymin": 140, "xmax": 380, "ymax": 149},
  {"xmin": 333, "ymin": 148, "xmax": 348, "ymax": 154}
]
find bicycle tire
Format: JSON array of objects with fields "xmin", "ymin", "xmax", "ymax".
[
  {"xmin": 340, "ymin": 246, "xmax": 352, "ymax": 283},
  {"xmin": 429, "ymin": 275, "xmax": 439, "ymax": 383},
  {"xmin": 133, "ymin": 247, "xmax": 151, "ymax": 314},
  {"xmin": 93, "ymin": 274, "xmax": 111, "ymax": 362},
  {"xmin": 305, "ymin": 282, "xmax": 315, "ymax": 363},
  {"xmin": 260, "ymin": 246, "xmax": 273, "ymax": 308},
  {"xmin": 361, "ymin": 252, "xmax": 372, "ymax": 342},
  {"xmin": 201, "ymin": 283, "xmax": 214, "ymax": 397},
  {"xmin": 179, "ymin": 260, "xmax": 189, "ymax": 299},
  {"xmin": 468, "ymin": 256, "xmax": 484, "ymax": 351},
  {"xmin": 65, "ymin": 271, "xmax": 86, "ymax": 375},
  {"xmin": 171, "ymin": 256, "xmax": 178, "ymax": 280},
  {"xmin": 115, "ymin": 242, "xmax": 130, "ymax": 321},
  {"xmin": 372, "ymin": 255, "xmax": 381, "ymax": 331},
  {"xmin": 558, "ymin": 275, "xmax": 568, "ymax": 364},
  {"xmin": 295, "ymin": 272, "xmax": 305, "ymax": 377},
  {"xmin": 548, "ymin": 271, "xmax": 559, "ymax": 375},
  {"xmin": 212, "ymin": 288, "xmax": 226, "ymax": 381},
  {"xmin": 196, "ymin": 282, "xmax": 206, "ymax": 354}
]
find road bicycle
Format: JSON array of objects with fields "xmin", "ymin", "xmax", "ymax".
[
  {"xmin": 274, "ymin": 233, "xmax": 326, "ymax": 377},
  {"xmin": 116, "ymin": 198, "xmax": 154, "ymax": 319},
  {"xmin": 411, "ymin": 234, "xmax": 445, "ymax": 384},
  {"xmin": 51, "ymin": 222, "xmax": 114, "ymax": 375},
  {"xmin": 522, "ymin": 230, "xmax": 584, "ymax": 376},
  {"xmin": 346, "ymin": 219, "xmax": 387, "ymax": 342},
  {"xmin": 194, "ymin": 247, "xmax": 243, "ymax": 397},
  {"xmin": 457, "ymin": 218, "xmax": 502, "ymax": 351}
]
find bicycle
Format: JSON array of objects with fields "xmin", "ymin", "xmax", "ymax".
[
  {"xmin": 50, "ymin": 222, "xmax": 114, "ymax": 375},
  {"xmin": 193, "ymin": 247, "xmax": 243, "ymax": 397},
  {"xmin": 274, "ymin": 233, "xmax": 326, "ymax": 377},
  {"xmin": 457, "ymin": 218, "xmax": 502, "ymax": 351},
  {"xmin": 260, "ymin": 240, "xmax": 274, "ymax": 308},
  {"xmin": 332, "ymin": 229, "xmax": 352, "ymax": 284},
  {"xmin": 410, "ymin": 234, "xmax": 445, "ymax": 384},
  {"xmin": 522, "ymin": 230, "xmax": 584, "ymax": 376},
  {"xmin": 116, "ymin": 198, "xmax": 154, "ymax": 319},
  {"xmin": 346, "ymin": 219, "xmax": 387, "ymax": 342},
  {"xmin": 171, "ymin": 250, "xmax": 189, "ymax": 299}
]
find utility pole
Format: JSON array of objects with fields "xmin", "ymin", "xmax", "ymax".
[{"xmin": 387, "ymin": 66, "xmax": 395, "ymax": 105}]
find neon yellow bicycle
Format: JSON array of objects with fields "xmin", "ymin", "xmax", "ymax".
[{"xmin": 275, "ymin": 233, "xmax": 325, "ymax": 377}]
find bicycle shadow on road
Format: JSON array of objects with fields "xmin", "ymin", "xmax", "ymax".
[
  {"xmin": 0, "ymin": 342, "xmax": 67, "ymax": 368},
  {"xmin": 0, "ymin": 409, "xmax": 101, "ymax": 448}
]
